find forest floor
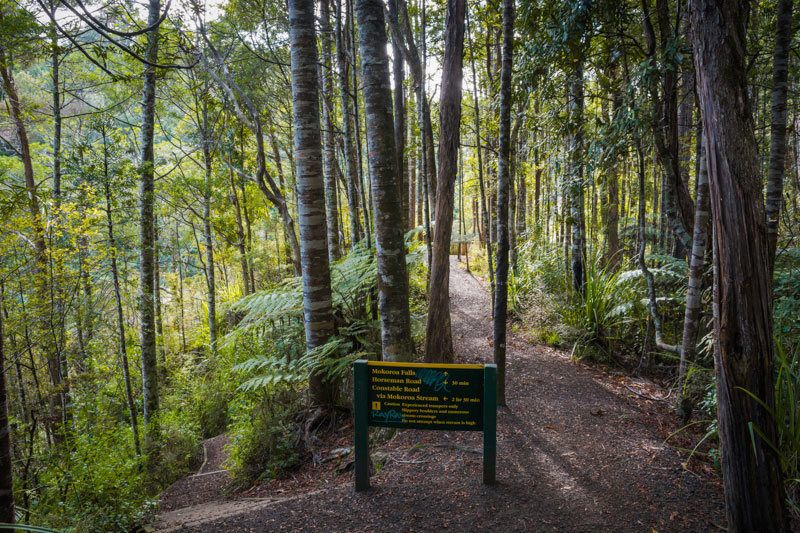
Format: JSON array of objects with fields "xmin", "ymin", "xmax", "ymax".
[{"xmin": 150, "ymin": 257, "xmax": 726, "ymax": 532}]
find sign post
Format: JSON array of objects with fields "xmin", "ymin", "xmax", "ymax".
[{"xmin": 353, "ymin": 360, "xmax": 497, "ymax": 491}]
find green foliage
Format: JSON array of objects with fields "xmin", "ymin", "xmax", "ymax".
[
  {"xmin": 773, "ymin": 248, "xmax": 800, "ymax": 346},
  {"xmin": 510, "ymin": 240, "xmax": 568, "ymax": 344},
  {"xmin": 225, "ymin": 387, "xmax": 305, "ymax": 485},
  {"xmin": 740, "ymin": 342, "xmax": 800, "ymax": 511},
  {"xmin": 229, "ymin": 240, "xmax": 424, "ymax": 398},
  {"xmin": 32, "ymin": 422, "xmax": 153, "ymax": 533},
  {"xmin": 560, "ymin": 253, "xmax": 639, "ymax": 359}
]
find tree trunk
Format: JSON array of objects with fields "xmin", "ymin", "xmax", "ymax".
[
  {"xmin": 467, "ymin": 11, "xmax": 495, "ymax": 298},
  {"xmin": 678, "ymin": 135, "xmax": 709, "ymax": 385},
  {"xmin": 642, "ymin": 0, "xmax": 694, "ymax": 251},
  {"xmin": 289, "ymin": 0, "xmax": 337, "ymax": 405},
  {"xmin": 138, "ymin": 0, "xmax": 161, "ymax": 445},
  {"xmin": 493, "ymin": 0, "xmax": 513, "ymax": 406},
  {"xmin": 201, "ymin": 103, "xmax": 218, "ymax": 357},
  {"xmin": 604, "ymin": 91, "xmax": 621, "ymax": 269},
  {"xmin": 0, "ymin": 286, "xmax": 14, "ymax": 524},
  {"xmin": 105, "ymin": 173, "xmax": 141, "ymax": 456},
  {"xmin": 385, "ymin": 0, "xmax": 437, "ymax": 216},
  {"xmin": 690, "ymin": 0, "xmax": 789, "ymax": 529},
  {"xmin": 321, "ymin": 0, "xmax": 341, "ymax": 262},
  {"xmin": 388, "ymin": 0, "xmax": 408, "ymax": 231},
  {"xmin": 409, "ymin": 96, "xmax": 417, "ymax": 229},
  {"xmin": 229, "ymin": 168, "xmax": 251, "ymax": 295},
  {"xmin": 568, "ymin": 51, "xmax": 586, "ymax": 293},
  {"xmin": 335, "ymin": 0, "xmax": 364, "ymax": 245},
  {"xmin": 356, "ymin": 0, "xmax": 413, "ymax": 361},
  {"xmin": 765, "ymin": 0, "xmax": 794, "ymax": 273},
  {"xmin": 424, "ymin": 0, "xmax": 465, "ymax": 363},
  {"xmin": 509, "ymin": 115, "xmax": 521, "ymax": 272}
]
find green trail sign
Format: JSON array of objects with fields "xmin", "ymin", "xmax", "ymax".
[{"xmin": 353, "ymin": 360, "xmax": 497, "ymax": 491}]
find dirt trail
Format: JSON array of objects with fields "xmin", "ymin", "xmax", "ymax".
[{"xmin": 153, "ymin": 257, "xmax": 725, "ymax": 532}]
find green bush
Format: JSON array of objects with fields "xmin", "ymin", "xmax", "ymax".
[
  {"xmin": 32, "ymin": 421, "xmax": 154, "ymax": 533},
  {"xmin": 225, "ymin": 386, "xmax": 305, "ymax": 485}
]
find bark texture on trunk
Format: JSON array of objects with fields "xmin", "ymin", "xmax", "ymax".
[
  {"xmin": 289, "ymin": 0, "xmax": 337, "ymax": 404},
  {"xmin": 424, "ymin": 0, "xmax": 465, "ymax": 363},
  {"xmin": 642, "ymin": 0, "xmax": 694, "ymax": 251},
  {"xmin": 321, "ymin": 0, "xmax": 341, "ymax": 262},
  {"xmin": 467, "ymin": 11, "xmax": 495, "ymax": 298},
  {"xmin": 335, "ymin": 0, "xmax": 364, "ymax": 245},
  {"xmin": 139, "ymin": 0, "xmax": 161, "ymax": 440},
  {"xmin": 356, "ymin": 0, "xmax": 413, "ymax": 361},
  {"xmin": 201, "ymin": 103, "xmax": 217, "ymax": 357},
  {"xmin": 765, "ymin": 0, "xmax": 794, "ymax": 273},
  {"xmin": 388, "ymin": 0, "xmax": 408, "ymax": 231},
  {"xmin": 493, "ymin": 0, "xmax": 514, "ymax": 406},
  {"xmin": 678, "ymin": 136, "xmax": 709, "ymax": 383},
  {"xmin": 103, "ymin": 130, "xmax": 141, "ymax": 456},
  {"xmin": 690, "ymin": 0, "xmax": 788, "ymax": 529},
  {"xmin": 384, "ymin": 0, "xmax": 437, "ymax": 216},
  {"xmin": 0, "ymin": 288, "xmax": 14, "ymax": 524},
  {"xmin": 568, "ymin": 54, "xmax": 586, "ymax": 293}
]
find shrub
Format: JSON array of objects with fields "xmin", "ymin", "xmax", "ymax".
[{"xmin": 225, "ymin": 386, "xmax": 305, "ymax": 485}]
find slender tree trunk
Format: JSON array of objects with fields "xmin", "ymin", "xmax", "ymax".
[
  {"xmin": 493, "ymin": 0, "xmax": 513, "ymax": 406},
  {"xmin": 568, "ymin": 52, "xmax": 586, "ymax": 293},
  {"xmin": 765, "ymin": 0, "xmax": 794, "ymax": 273},
  {"xmin": 105, "ymin": 175, "xmax": 141, "ymax": 456},
  {"xmin": 467, "ymin": 11, "xmax": 495, "ymax": 298},
  {"xmin": 357, "ymin": 0, "xmax": 413, "ymax": 361},
  {"xmin": 349, "ymin": 0, "xmax": 373, "ymax": 246},
  {"xmin": 424, "ymin": 0, "xmax": 465, "ymax": 363},
  {"xmin": 678, "ymin": 135, "xmax": 709, "ymax": 385},
  {"xmin": 604, "ymin": 92, "xmax": 621, "ymax": 269},
  {"xmin": 642, "ymin": 0, "xmax": 694, "ymax": 251},
  {"xmin": 385, "ymin": 0, "xmax": 437, "ymax": 216},
  {"xmin": 321, "ymin": 0, "xmax": 341, "ymax": 262},
  {"xmin": 389, "ymin": 0, "xmax": 408, "ymax": 231},
  {"xmin": 0, "ymin": 286, "xmax": 13, "ymax": 525},
  {"xmin": 50, "ymin": 21, "xmax": 62, "ymax": 201},
  {"xmin": 154, "ymin": 219, "xmax": 165, "ymax": 375},
  {"xmin": 289, "ymin": 0, "xmax": 337, "ymax": 404},
  {"xmin": 139, "ymin": 0, "xmax": 161, "ymax": 441},
  {"xmin": 201, "ymin": 103, "xmax": 217, "ymax": 357},
  {"xmin": 409, "ymin": 96, "xmax": 417, "ymax": 229},
  {"xmin": 335, "ymin": 0, "xmax": 364, "ymax": 245},
  {"xmin": 509, "ymin": 116, "xmax": 521, "ymax": 272},
  {"xmin": 175, "ymin": 221, "xmax": 187, "ymax": 353},
  {"xmin": 229, "ymin": 168, "xmax": 251, "ymax": 295},
  {"xmin": 690, "ymin": 0, "xmax": 788, "ymax": 529}
]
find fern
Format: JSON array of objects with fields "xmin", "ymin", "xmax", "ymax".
[{"xmin": 226, "ymin": 240, "xmax": 422, "ymax": 392}]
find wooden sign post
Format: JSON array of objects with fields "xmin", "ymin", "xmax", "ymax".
[{"xmin": 353, "ymin": 360, "xmax": 497, "ymax": 491}]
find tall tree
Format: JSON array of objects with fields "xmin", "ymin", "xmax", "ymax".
[
  {"xmin": 101, "ymin": 127, "xmax": 140, "ymax": 456},
  {"xmin": 385, "ymin": 0, "xmax": 437, "ymax": 215},
  {"xmin": 388, "ymin": 0, "xmax": 408, "ymax": 230},
  {"xmin": 335, "ymin": 0, "xmax": 364, "ymax": 245},
  {"xmin": 0, "ymin": 285, "xmax": 13, "ymax": 524},
  {"xmin": 567, "ymin": 42, "xmax": 586, "ymax": 293},
  {"xmin": 424, "ymin": 0, "xmax": 465, "ymax": 363},
  {"xmin": 289, "ymin": 0, "xmax": 337, "ymax": 404},
  {"xmin": 678, "ymin": 137, "xmax": 709, "ymax": 391},
  {"xmin": 765, "ymin": 0, "xmax": 795, "ymax": 273},
  {"xmin": 493, "ymin": 0, "xmax": 514, "ymax": 406},
  {"xmin": 139, "ymin": 0, "xmax": 161, "ymax": 442},
  {"xmin": 690, "ymin": 0, "xmax": 788, "ymax": 529},
  {"xmin": 321, "ymin": 0, "xmax": 341, "ymax": 261},
  {"xmin": 200, "ymin": 99, "xmax": 218, "ymax": 357},
  {"xmin": 356, "ymin": 0, "xmax": 413, "ymax": 361}
]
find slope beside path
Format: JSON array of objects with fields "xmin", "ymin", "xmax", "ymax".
[{"xmin": 153, "ymin": 257, "xmax": 725, "ymax": 532}]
